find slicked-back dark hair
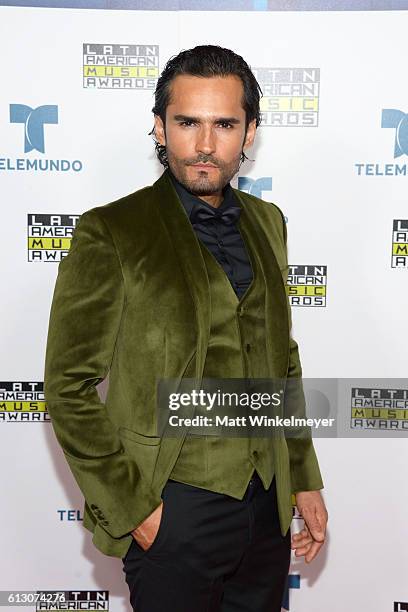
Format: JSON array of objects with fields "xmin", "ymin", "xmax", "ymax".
[{"xmin": 148, "ymin": 44, "xmax": 263, "ymax": 167}]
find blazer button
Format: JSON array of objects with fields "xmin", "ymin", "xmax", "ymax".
[{"xmin": 90, "ymin": 504, "xmax": 98, "ymax": 510}]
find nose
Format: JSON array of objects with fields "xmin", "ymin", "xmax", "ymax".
[{"xmin": 195, "ymin": 125, "xmax": 216, "ymax": 156}]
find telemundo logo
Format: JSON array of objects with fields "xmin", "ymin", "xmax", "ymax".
[
  {"xmin": 238, "ymin": 176, "xmax": 272, "ymax": 198},
  {"xmin": 381, "ymin": 109, "xmax": 408, "ymax": 158},
  {"xmin": 10, "ymin": 104, "xmax": 58, "ymax": 153},
  {"xmin": 355, "ymin": 108, "xmax": 407, "ymax": 176},
  {"xmin": 238, "ymin": 176, "xmax": 288, "ymax": 225},
  {"xmin": 282, "ymin": 574, "xmax": 300, "ymax": 611},
  {"xmin": 1, "ymin": 103, "xmax": 83, "ymax": 173}
]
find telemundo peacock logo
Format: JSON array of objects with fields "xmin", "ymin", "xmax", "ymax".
[
  {"xmin": 355, "ymin": 108, "xmax": 408, "ymax": 177},
  {"xmin": 238, "ymin": 176, "xmax": 272, "ymax": 198},
  {"xmin": 382, "ymin": 109, "xmax": 408, "ymax": 158},
  {"xmin": 1, "ymin": 104, "xmax": 83, "ymax": 173}
]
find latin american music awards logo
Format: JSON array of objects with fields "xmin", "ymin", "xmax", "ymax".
[
  {"xmin": 287, "ymin": 266, "xmax": 327, "ymax": 307},
  {"xmin": 252, "ymin": 67, "xmax": 320, "ymax": 127},
  {"xmin": 1, "ymin": 104, "xmax": 83, "ymax": 172},
  {"xmin": 391, "ymin": 219, "xmax": 408, "ymax": 268},
  {"xmin": 350, "ymin": 387, "xmax": 408, "ymax": 431},
  {"xmin": 28, "ymin": 213, "xmax": 81, "ymax": 263},
  {"xmin": 31, "ymin": 591, "xmax": 109, "ymax": 610},
  {"xmin": 0, "ymin": 382, "xmax": 48, "ymax": 423},
  {"xmin": 355, "ymin": 108, "xmax": 408, "ymax": 176},
  {"xmin": 83, "ymin": 43, "xmax": 159, "ymax": 89}
]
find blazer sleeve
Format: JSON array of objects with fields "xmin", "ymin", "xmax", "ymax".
[
  {"xmin": 43, "ymin": 207, "xmax": 162, "ymax": 539},
  {"xmin": 279, "ymin": 210, "xmax": 325, "ymax": 494}
]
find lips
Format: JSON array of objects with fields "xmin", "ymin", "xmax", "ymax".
[{"xmin": 192, "ymin": 164, "xmax": 217, "ymax": 168}]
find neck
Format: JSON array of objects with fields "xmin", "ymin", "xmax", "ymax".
[{"xmin": 196, "ymin": 192, "xmax": 223, "ymax": 208}]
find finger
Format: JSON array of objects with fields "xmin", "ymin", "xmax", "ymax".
[
  {"xmin": 291, "ymin": 535, "xmax": 313, "ymax": 549},
  {"xmin": 294, "ymin": 533, "xmax": 326, "ymax": 560},
  {"xmin": 292, "ymin": 527, "xmax": 311, "ymax": 540},
  {"xmin": 291, "ymin": 530, "xmax": 312, "ymax": 543},
  {"xmin": 303, "ymin": 513, "xmax": 325, "ymax": 542},
  {"xmin": 294, "ymin": 542, "xmax": 313, "ymax": 557},
  {"xmin": 305, "ymin": 540, "xmax": 324, "ymax": 563},
  {"xmin": 292, "ymin": 528, "xmax": 309, "ymax": 541}
]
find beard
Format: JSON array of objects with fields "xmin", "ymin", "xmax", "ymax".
[{"xmin": 166, "ymin": 148, "xmax": 242, "ymax": 196}]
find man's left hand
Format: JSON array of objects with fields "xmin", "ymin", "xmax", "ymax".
[{"xmin": 291, "ymin": 490, "xmax": 328, "ymax": 563}]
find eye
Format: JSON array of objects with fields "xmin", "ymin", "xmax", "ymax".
[
  {"xmin": 179, "ymin": 120, "xmax": 196, "ymax": 127},
  {"xmin": 217, "ymin": 121, "xmax": 233, "ymax": 129}
]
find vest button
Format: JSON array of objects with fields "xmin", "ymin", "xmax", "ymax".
[
  {"xmin": 238, "ymin": 305, "xmax": 245, "ymax": 316},
  {"xmin": 246, "ymin": 343, "xmax": 251, "ymax": 353}
]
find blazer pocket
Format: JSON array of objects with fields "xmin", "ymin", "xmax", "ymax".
[{"xmin": 118, "ymin": 426, "xmax": 161, "ymax": 446}]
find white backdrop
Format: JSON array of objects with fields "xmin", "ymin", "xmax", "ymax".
[{"xmin": 1, "ymin": 5, "xmax": 407, "ymax": 612}]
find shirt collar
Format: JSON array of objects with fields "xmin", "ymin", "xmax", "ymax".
[{"xmin": 166, "ymin": 167, "xmax": 238, "ymax": 220}]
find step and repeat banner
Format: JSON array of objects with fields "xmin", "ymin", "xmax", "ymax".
[{"xmin": 1, "ymin": 2, "xmax": 407, "ymax": 612}]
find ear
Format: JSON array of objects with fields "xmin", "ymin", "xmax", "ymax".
[
  {"xmin": 154, "ymin": 114, "xmax": 166, "ymax": 146},
  {"xmin": 243, "ymin": 118, "xmax": 256, "ymax": 151}
]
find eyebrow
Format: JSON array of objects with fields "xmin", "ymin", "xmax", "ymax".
[{"xmin": 173, "ymin": 114, "xmax": 241, "ymax": 124}]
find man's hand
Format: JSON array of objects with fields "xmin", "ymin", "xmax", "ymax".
[
  {"xmin": 131, "ymin": 501, "xmax": 163, "ymax": 551},
  {"xmin": 291, "ymin": 490, "xmax": 328, "ymax": 563}
]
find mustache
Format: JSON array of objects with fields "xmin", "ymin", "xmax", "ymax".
[{"xmin": 185, "ymin": 156, "xmax": 220, "ymax": 167}]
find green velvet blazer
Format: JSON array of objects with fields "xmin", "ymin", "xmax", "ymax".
[{"xmin": 43, "ymin": 168, "xmax": 324, "ymax": 558}]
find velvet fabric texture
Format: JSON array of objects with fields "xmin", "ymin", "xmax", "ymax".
[
  {"xmin": 167, "ymin": 234, "xmax": 275, "ymax": 496},
  {"xmin": 43, "ymin": 168, "xmax": 324, "ymax": 559}
]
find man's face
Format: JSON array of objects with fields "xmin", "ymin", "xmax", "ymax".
[{"xmin": 153, "ymin": 74, "xmax": 256, "ymax": 197}]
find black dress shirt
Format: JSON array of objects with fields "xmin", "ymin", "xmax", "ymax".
[{"xmin": 167, "ymin": 169, "xmax": 253, "ymax": 300}]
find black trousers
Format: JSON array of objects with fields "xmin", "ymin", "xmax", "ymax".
[{"xmin": 121, "ymin": 472, "xmax": 291, "ymax": 612}]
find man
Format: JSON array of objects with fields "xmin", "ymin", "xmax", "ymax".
[{"xmin": 44, "ymin": 45, "xmax": 328, "ymax": 611}]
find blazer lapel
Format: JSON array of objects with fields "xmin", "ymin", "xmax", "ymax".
[
  {"xmin": 153, "ymin": 169, "xmax": 289, "ymax": 382},
  {"xmin": 153, "ymin": 169, "xmax": 211, "ymax": 388},
  {"xmin": 233, "ymin": 189, "xmax": 290, "ymax": 378}
]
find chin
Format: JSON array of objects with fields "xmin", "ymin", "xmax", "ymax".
[{"xmin": 188, "ymin": 179, "xmax": 220, "ymax": 196}]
